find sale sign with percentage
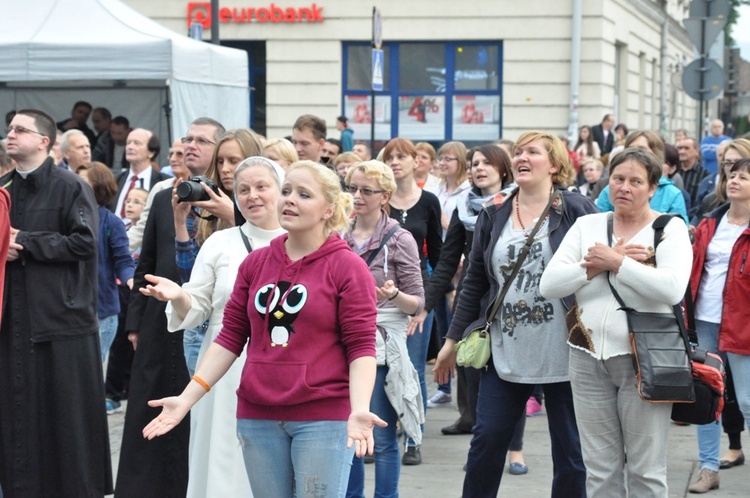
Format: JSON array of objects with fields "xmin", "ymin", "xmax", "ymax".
[
  {"xmin": 452, "ymin": 95, "xmax": 501, "ymax": 141},
  {"xmin": 398, "ymin": 96, "xmax": 445, "ymax": 141}
]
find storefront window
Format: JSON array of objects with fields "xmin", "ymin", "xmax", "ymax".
[
  {"xmin": 346, "ymin": 45, "xmax": 390, "ymax": 91},
  {"xmin": 454, "ymin": 45, "xmax": 499, "ymax": 91},
  {"xmin": 343, "ymin": 41, "xmax": 503, "ymax": 142},
  {"xmin": 398, "ymin": 43, "xmax": 446, "ymax": 92}
]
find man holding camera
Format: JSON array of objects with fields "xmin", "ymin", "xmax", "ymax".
[{"xmin": 115, "ymin": 117, "xmax": 225, "ymax": 498}]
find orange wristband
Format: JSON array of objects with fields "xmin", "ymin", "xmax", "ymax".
[{"xmin": 192, "ymin": 375, "xmax": 211, "ymax": 393}]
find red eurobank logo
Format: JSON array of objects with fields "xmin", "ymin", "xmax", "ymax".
[{"xmin": 187, "ymin": 3, "xmax": 324, "ymax": 28}]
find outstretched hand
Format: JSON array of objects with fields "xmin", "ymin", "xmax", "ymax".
[
  {"xmin": 142, "ymin": 396, "xmax": 191, "ymax": 440},
  {"xmin": 347, "ymin": 410, "xmax": 388, "ymax": 457},
  {"xmin": 139, "ymin": 274, "xmax": 183, "ymax": 302}
]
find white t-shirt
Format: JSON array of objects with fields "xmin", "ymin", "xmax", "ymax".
[{"xmin": 695, "ymin": 212, "xmax": 747, "ymax": 323}]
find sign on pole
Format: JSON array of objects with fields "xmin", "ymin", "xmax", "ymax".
[
  {"xmin": 372, "ymin": 48, "xmax": 384, "ymax": 92},
  {"xmin": 373, "ymin": 8, "xmax": 383, "ymax": 50}
]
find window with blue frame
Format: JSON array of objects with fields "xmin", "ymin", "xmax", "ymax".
[{"xmin": 342, "ymin": 41, "xmax": 503, "ymax": 145}]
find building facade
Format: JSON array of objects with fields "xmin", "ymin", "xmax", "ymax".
[{"xmin": 124, "ymin": 0, "xmax": 699, "ymax": 145}]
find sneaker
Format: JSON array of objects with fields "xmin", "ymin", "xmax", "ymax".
[
  {"xmin": 508, "ymin": 462, "xmax": 529, "ymax": 475},
  {"xmin": 402, "ymin": 446, "xmax": 422, "ymax": 465},
  {"xmin": 427, "ymin": 391, "xmax": 452, "ymax": 408},
  {"xmin": 106, "ymin": 398, "xmax": 122, "ymax": 415},
  {"xmin": 688, "ymin": 468, "xmax": 719, "ymax": 494},
  {"xmin": 526, "ymin": 397, "xmax": 543, "ymax": 417}
]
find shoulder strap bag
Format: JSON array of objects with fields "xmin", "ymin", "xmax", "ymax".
[
  {"xmin": 606, "ymin": 213, "xmax": 695, "ymax": 402},
  {"xmin": 456, "ymin": 190, "xmax": 560, "ymax": 369}
]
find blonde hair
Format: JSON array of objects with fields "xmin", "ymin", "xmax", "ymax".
[
  {"xmin": 263, "ymin": 137, "xmax": 298, "ymax": 167},
  {"xmin": 415, "ymin": 142, "xmax": 436, "ymax": 162},
  {"xmin": 513, "ymin": 131, "xmax": 576, "ymax": 187},
  {"xmin": 286, "ymin": 160, "xmax": 353, "ymax": 234},
  {"xmin": 713, "ymin": 138, "xmax": 750, "ymax": 206},
  {"xmin": 334, "ymin": 151, "xmax": 361, "ymax": 168},
  {"xmin": 197, "ymin": 128, "xmax": 264, "ymax": 246},
  {"xmin": 345, "ymin": 160, "xmax": 397, "ymax": 196},
  {"xmin": 437, "ymin": 141, "xmax": 468, "ymax": 186}
]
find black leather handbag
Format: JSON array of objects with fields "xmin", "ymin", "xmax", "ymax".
[{"xmin": 606, "ymin": 214, "xmax": 695, "ymax": 403}]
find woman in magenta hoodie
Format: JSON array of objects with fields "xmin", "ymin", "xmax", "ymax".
[{"xmin": 143, "ymin": 160, "xmax": 385, "ymax": 497}]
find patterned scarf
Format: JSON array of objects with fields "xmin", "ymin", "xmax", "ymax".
[{"xmin": 457, "ymin": 187, "xmax": 495, "ymax": 232}]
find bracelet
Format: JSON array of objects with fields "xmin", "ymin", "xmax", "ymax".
[
  {"xmin": 388, "ymin": 288, "xmax": 400, "ymax": 301},
  {"xmin": 192, "ymin": 374, "xmax": 211, "ymax": 393}
]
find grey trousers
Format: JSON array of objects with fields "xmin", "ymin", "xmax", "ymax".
[{"xmin": 568, "ymin": 348, "xmax": 672, "ymax": 498}]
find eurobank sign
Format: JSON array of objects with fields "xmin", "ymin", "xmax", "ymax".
[{"xmin": 187, "ymin": 3, "xmax": 324, "ymax": 27}]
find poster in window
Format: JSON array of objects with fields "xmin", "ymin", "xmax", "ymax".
[
  {"xmin": 344, "ymin": 95, "xmax": 392, "ymax": 141},
  {"xmin": 397, "ymin": 96, "xmax": 445, "ymax": 141},
  {"xmin": 452, "ymin": 95, "xmax": 501, "ymax": 141}
]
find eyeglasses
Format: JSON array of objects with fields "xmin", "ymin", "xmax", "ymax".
[
  {"xmin": 438, "ymin": 156, "xmax": 458, "ymax": 163},
  {"xmin": 180, "ymin": 136, "xmax": 216, "ymax": 147},
  {"xmin": 721, "ymin": 160, "xmax": 737, "ymax": 169},
  {"xmin": 7, "ymin": 125, "xmax": 44, "ymax": 137},
  {"xmin": 346, "ymin": 185, "xmax": 385, "ymax": 196}
]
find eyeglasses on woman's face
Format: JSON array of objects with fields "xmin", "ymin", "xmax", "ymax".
[{"xmin": 346, "ymin": 185, "xmax": 385, "ymax": 196}]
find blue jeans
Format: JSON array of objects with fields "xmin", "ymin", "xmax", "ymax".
[
  {"xmin": 237, "ymin": 419, "xmax": 353, "ymax": 498},
  {"xmin": 696, "ymin": 320, "xmax": 722, "ymax": 472},
  {"xmin": 406, "ymin": 309, "xmax": 432, "ymax": 447},
  {"xmin": 464, "ymin": 361, "xmax": 585, "ymax": 498},
  {"xmin": 98, "ymin": 314, "xmax": 118, "ymax": 363},
  {"xmin": 346, "ymin": 366, "xmax": 400, "ymax": 498},
  {"xmin": 727, "ymin": 352, "xmax": 750, "ymax": 434},
  {"xmin": 183, "ymin": 320, "xmax": 208, "ymax": 377}
]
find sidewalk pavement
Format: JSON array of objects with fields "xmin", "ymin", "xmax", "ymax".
[{"xmin": 106, "ymin": 367, "xmax": 747, "ymax": 497}]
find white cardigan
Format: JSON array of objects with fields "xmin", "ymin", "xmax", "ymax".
[{"xmin": 539, "ymin": 212, "xmax": 692, "ymax": 360}]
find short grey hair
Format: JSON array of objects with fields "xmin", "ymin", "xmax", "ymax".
[{"xmin": 60, "ymin": 129, "xmax": 86, "ymax": 153}]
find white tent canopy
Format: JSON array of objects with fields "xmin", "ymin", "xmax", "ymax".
[{"xmin": 0, "ymin": 0, "xmax": 249, "ymax": 156}]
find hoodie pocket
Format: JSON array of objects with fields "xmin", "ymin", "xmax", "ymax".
[{"xmin": 237, "ymin": 360, "xmax": 321, "ymax": 406}]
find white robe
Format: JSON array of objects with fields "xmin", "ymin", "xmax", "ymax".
[{"xmin": 166, "ymin": 222, "xmax": 286, "ymax": 498}]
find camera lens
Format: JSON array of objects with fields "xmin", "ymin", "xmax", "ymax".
[{"xmin": 176, "ymin": 180, "xmax": 209, "ymax": 203}]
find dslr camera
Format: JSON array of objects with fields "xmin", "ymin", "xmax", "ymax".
[{"xmin": 176, "ymin": 175, "xmax": 220, "ymax": 203}]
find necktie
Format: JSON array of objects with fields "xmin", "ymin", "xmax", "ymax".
[{"xmin": 120, "ymin": 175, "xmax": 139, "ymax": 218}]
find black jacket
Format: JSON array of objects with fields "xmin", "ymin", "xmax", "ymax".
[
  {"xmin": 592, "ymin": 124, "xmax": 614, "ymax": 155},
  {"xmin": 108, "ymin": 167, "xmax": 169, "ymax": 213},
  {"xmin": 446, "ymin": 187, "xmax": 599, "ymax": 342},
  {"xmin": 1, "ymin": 157, "xmax": 99, "ymax": 340}
]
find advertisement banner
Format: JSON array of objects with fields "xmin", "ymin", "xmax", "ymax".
[
  {"xmin": 344, "ymin": 95, "xmax": 391, "ymax": 141},
  {"xmin": 452, "ymin": 95, "xmax": 501, "ymax": 141},
  {"xmin": 397, "ymin": 95, "xmax": 445, "ymax": 141}
]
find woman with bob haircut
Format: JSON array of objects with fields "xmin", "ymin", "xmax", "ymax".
[{"xmin": 437, "ymin": 131, "xmax": 595, "ymax": 497}]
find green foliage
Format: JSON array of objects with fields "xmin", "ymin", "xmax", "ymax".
[{"xmin": 726, "ymin": 0, "xmax": 750, "ymax": 46}]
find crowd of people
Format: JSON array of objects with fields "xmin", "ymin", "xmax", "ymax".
[{"xmin": 1, "ymin": 103, "xmax": 749, "ymax": 498}]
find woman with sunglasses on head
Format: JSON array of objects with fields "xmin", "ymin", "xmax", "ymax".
[
  {"xmin": 383, "ymin": 137, "xmax": 443, "ymax": 465},
  {"xmin": 143, "ymin": 161, "xmax": 384, "ymax": 498},
  {"xmin": 139, "ymin": 157, "xmax": 286, "ymax": 498},
  {"xmin": 439, "ymin": 131, "xmax": 595, "ymax": 497},
  {"xmin": 343, "ymin": 160, "xmax": 425, "ymax": 498}
]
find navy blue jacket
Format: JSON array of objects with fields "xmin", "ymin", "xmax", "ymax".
[
  {"xmin": 97, "ymin": 206, "xmax": 135, "ymax": 318},
  {"xmin": 446, "ymin": 187, "xmax": 599, "ymax": 342}
]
